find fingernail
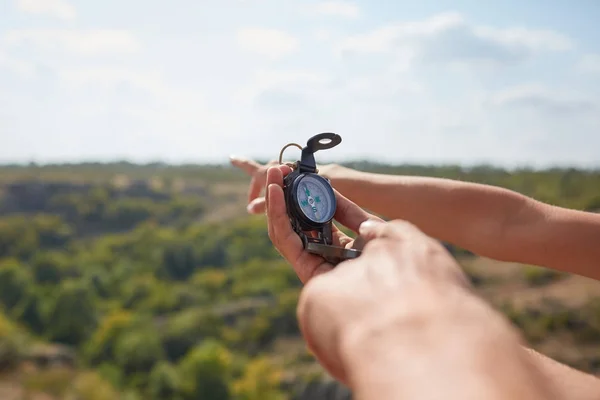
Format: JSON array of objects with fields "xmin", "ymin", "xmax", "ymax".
[
  {"xmin": 246, "ymin": 204, "xmax": 255, "ymax": 213},
  {"xmin": 359, "ymin": 219, "xmax": 381, "ymax": 234}
]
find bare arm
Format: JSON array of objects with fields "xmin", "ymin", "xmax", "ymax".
[
  {"xmin": 327, "ymin": 165, "xmax": 600, "ymax": 400},
  {"xmin": 340, "ymin": 283, "xmax": 600, "ymax": 400},
  {"xmin": 341, "ymin": 285, "xmax": 564, "ymax": 400},
  {"xmin": 323, "ymin": 164, "xmax": 600, "ymax": 280}
]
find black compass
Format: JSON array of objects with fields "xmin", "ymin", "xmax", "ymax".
[{"xmin": 280, "ymin": 132, "xmax": 362, "ymax": 265}]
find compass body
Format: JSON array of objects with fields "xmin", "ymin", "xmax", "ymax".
[
  {"xmin": 284, "ymin": 171, "xmax": 337, "ymax": 231},
  {"xmin": 280, "ymin": 132, "xmax": 361, "ymax": 265}
]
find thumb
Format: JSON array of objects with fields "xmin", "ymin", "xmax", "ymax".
[{"xmin": 357, "ymin": 219, "xmax": 385, "ymax": 240}]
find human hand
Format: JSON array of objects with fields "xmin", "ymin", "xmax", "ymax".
[
  {"xmin": 229, "ymin": 156, "xmax": 280, "ymax": 214},
  {"xmin": 295, "ymin": 218, "xmax": 474, "ymax": 385},
  {"xmin": 264, "ymin": 164, "xmax": 383, "ymax": 283},
  {"xmin": 230, "ymin": 155, "xmax": 338, "ymax": 215}
]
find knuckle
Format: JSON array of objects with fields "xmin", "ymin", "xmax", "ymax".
[
  {"xmin": 386, "ymin": 219, "xmax": 425, "ymax": 239},
  {"xmin": 389, "ymin": 219, "xmax": 417, "ymax": 232},
  {"xmin": 362, "ymin": 237, "xmax": 389, "ymax": 253}
]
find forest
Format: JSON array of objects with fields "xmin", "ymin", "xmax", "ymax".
[{"xmin": 0, "ymin": 161, "xmax": 599, "ymax": 399}]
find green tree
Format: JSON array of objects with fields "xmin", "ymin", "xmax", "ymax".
[
  {"xmin": 43, "ymin": 279, "xmax": 98, "ymax": 346},
  {"xmin": 114, "ymin": 327, "xmax": 165, "ymax": 388},
  {"xmin": 85, "ymin": 310, "xmax": 133, "ymax": 365},
  {"xmin": 0, "ymin": 258, "xmax": 32, "ymax": 311},
  {"xmin": 178, "ymin": 339, "xmax": 233, "ymax": 400},
  {"xmin": 31, "ymin": 250, "xmax": 75, "ymax": 284},
  {"xmin": 148, "ymin": 361, "xmax": 182, "ymax": 400},
  {"xmin": 162, "ymin": 243, "xmax": 197, "ymax": 281},
  {"xmin": 233, "ymin": 357, "xmax": 285, "ymax": 400},
  {"xmin": 161, "ymin": 309, "xmax": 223, "ymax": 362}
]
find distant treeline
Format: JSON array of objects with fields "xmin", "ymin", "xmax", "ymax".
[{"xmin": 1, "ymin": 161, "xmax": 599, "ymax": 210}]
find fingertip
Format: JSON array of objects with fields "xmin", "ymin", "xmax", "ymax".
[
  {"xmin": 280, "ymin": 164, "xmax": 292, "ymax": 176},
  {"xmin": 229, "ymin": 155, "xmax": 246, "ymax": 166},
  {"xmin": 358, "ymin": 219, "xmax": 383, "ymax": 235},
  {"xmin": 266, "ymin": 165, "xmax": 284, "ymax": 186}
]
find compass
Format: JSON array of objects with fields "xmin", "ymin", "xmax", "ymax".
[{"xmin": 279, "ymin": 132, "xmax": 362, "ymax": 265}]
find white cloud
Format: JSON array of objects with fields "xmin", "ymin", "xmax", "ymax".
[
  {"xmin": 3, "ymin": 29, "xmax": 140, "ymax": 56},
  {"xmin": 236, "ymin": 28, "xmax": 299, "ymax": 60},
  {"xmin": 37, "ymin": 64, "xmax": 243, "ymax": 156},
  {"xmin": 58, "ymin": 66, "xmax": 166, "ymax": 93},
  {"xmin": 233, "ymin": 69, "xmax": 329, "ymax": 104},
  {"xmin": 577, "ymin": 54, "xmax": 600, "ymax": 73},
  {"xmin": 15, "ymin": 0, "xmax": 77, "ymax": 20},
  {"xmin": 337, "ymin": 12, "xmax": 463, "ymax": 54},
  {"xmin": 312, "ymin": 28, "xmax": 334, "ymax": 41},
  {"xmin": 0, "ymin": 49, "xmax": 36, "ymax": 78},
  {"xmin": 55, "ymin": 66, "xmax": 215, "ymax": 119},
  {"xmin": 337, "ymin": 12, "xmax": 573, "ymax": 66},
  {"xmin": 487, "ymin": 83, "xmax": 597, "ymax": 116},
  {"xmin": 310, "ymin": 1, "xmax": 360, "ymax": 19}
]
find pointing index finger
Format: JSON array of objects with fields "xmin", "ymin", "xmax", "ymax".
[{"xmin": 229, "ymin": 156, "xmax": 260, "ymax": 176}]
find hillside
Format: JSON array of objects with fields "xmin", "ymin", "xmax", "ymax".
[{"xmin": 0, "ymin": 162, "xmax": 598, "ymax": 399}]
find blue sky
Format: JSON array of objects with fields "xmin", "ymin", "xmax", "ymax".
[{"xmin": 1, "ymin": 0, "xmax": 599, "ymax": 167}]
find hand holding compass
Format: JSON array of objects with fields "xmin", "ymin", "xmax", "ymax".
[{"xmin": 267, "ymin": 133, "xmax": 381, "ymax": 279}]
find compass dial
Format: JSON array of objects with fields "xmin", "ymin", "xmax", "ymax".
[{"xmin": 294, "ymin": 174, "xmax": 336, "ymax": 224}]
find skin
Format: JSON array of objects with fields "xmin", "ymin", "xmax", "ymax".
[
  {"xmin": 231, "ymin": 156, "xmax": 600, "ymax": 399},
  {"xmin": 230, "ymin": 157, "xmax": 600, "ymax": 281}
]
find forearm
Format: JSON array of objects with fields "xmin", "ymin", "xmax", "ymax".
[
  {"xmin": 324, "ymin": 165, "xmax": 526, "ymax": 260},
  {"xmin": 323, "ymin": 165, "xmax": 600, "ymax": 279},
  {"xmin": 340, "ymin": 285, "xmax": 558, "ymax": 400}
]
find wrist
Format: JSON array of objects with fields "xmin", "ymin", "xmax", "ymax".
[
  {"xmin": 317, "ymin": 163, "xmax": 342, "ymax": 179},
  {"xmin": 318, "ymin": 164, "xmax": 357, "ymax": 192}
]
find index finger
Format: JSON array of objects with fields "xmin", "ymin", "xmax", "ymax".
[{"xmin": 229, "ymin": 156, "xmax": 261, "ymax": 176}]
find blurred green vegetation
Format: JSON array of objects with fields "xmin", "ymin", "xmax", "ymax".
[{"xmin": 0, "ymin": 161, "xmax": 598, "ymax": 399}]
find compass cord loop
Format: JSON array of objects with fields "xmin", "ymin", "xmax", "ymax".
[{"xmin": 278, "ymin": 143, "xmax": 303, "ymax": 170}]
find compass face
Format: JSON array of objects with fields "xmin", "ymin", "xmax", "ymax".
[{"xmin": 294, "ymin": 174, "xmax": 336, "ymax": 224}]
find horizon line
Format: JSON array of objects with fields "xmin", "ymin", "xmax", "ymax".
[{"xmin": 0, "ymin": 158, "xmax": 599, "ymax": 173}]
